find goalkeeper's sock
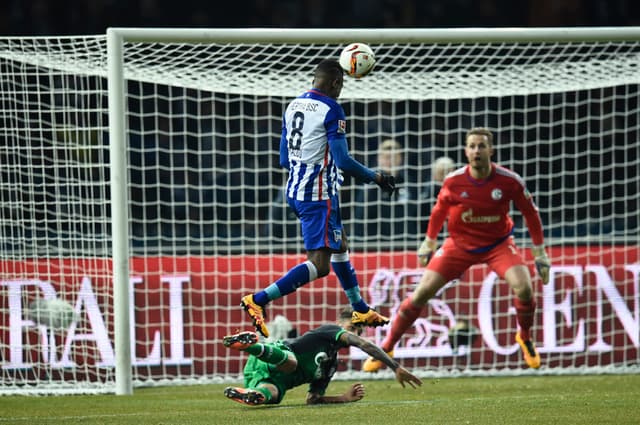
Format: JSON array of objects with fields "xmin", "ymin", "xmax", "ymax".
[
  {"xmin": 331, "ymin": 252, "xmax": 368, "ymax": 313},
  {"xmin": 381, "ymin": 297, "xmax": 423, "ymax": 352},
  {"xmin": 245, "ymin": 343, "xmax": 289, "ymax": 365},
  {"xmin": 253, "ymin": 261, "xmax": 318, "ymax": 305},
  {"xmin": 514, "ymin": 297, "xmax": 537, "ymax": 341}
]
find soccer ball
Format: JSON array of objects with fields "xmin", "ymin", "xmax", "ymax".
[
  {"xmin": 339, "ymin": 43, "xmax": 376, "ymax": 78},
  {"xmin": 27, "ymin": 297, "xmax": 79, "ymax": 330}
]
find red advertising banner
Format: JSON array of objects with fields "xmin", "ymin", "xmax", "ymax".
[{"xmin": 1, "ymin": 245, "xmax": 638, "ymax": 379}]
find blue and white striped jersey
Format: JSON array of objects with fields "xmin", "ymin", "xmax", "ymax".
[{"xmin": 281, "ymin": 89, "xmax": 346, "ymax": 201}]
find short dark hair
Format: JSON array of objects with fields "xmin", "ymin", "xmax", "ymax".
[
  {"xmin": 339, "ymin": 307, "xmax": 354, "ymax": 321},
  {"xmin": 465, "ymin": 127, "xmax": 494, "ymax": 145},
  {"xmin": 314, "ymin": 59, "xmax": 344, "ymax": 79}
]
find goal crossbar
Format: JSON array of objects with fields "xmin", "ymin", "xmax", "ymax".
[{"xmin": 107, "ymin": 26, "xmax": 640, "ymax": 43}]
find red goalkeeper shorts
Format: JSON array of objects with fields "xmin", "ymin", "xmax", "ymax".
[{"xmin": 427, "ymin": 236, "xmax": 529, "ymax": 282}]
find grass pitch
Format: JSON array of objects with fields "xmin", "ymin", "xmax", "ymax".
[{"xmin": 1, "ymin": 374, "xmax": 638, "ymax": 425}]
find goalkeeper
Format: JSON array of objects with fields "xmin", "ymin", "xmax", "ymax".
[
  {"xmin": 222, "ymin": 308, "xmax": 422, "ymax": 406},
  {"xmin": 363, "ymin": 127, "xmax": 551, "ymax": 371},
  {"xmin": 241, "ymin": 59, "xmax": 395, "ymax": 338}
]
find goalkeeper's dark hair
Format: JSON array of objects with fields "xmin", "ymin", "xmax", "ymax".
[{"xmin": 314, "ymin": 59, "xmax": 344, "ymax": 79}]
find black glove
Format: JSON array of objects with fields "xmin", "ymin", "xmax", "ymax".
[{"xmin": 375, "ymin": 171, "xmax": 396, "ymax": 195}]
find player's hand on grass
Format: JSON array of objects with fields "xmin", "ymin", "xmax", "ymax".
[
  {"xmin": 375, "ymin": 171, "xmax": 396, "ymax": 195},
  {"xmin": 344, "ymin": 382, "xmax": 365, "ymax": 402},
  {"xmin": 531, "ymin": 245, "xmax": 551, "ymax": 284},
  {"xmin": 394, "ymin": 366, "xmax": 423, "ymax": 389},
  {"xmin": 418, "ymin": 237, "xmax": 437, "ymax": 266}
]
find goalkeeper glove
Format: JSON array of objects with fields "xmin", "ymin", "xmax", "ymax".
[
  {"xmin": 418, "ymin": 237, "xmax": 438, "ymax": 267},
  {"xmin": 531, "ymin": 245, "xmax": 551, "ymax": 285},
  {"xmin": 375, "ymin": 171, "xmax": 396, "ymax": 195}
]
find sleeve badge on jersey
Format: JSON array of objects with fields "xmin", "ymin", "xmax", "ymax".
[{"xmin": 337, "ymin": 120, "xmax": 346, "ymax": 134}]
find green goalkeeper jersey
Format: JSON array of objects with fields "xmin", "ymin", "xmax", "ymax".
[{"xmin": 278, "ymin": 324, "xmax": 348, "ymax": 395}]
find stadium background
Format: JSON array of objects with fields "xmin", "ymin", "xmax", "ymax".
[
  {"xmin": 1, "ymin": 1, "xmax": 639, "ymax": 390},
  {"xmin": 1, "ymin": 0, "xmax": 639, "ymax": 36}
]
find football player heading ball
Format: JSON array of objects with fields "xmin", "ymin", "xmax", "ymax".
[{"xmin": 240, "ymin": 58, "xmax": 395, "ymax": 338}]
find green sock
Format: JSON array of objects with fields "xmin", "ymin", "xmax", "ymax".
[{"xmin": 245, "ymin": 343, "xmax": 288, "ymax": 365}]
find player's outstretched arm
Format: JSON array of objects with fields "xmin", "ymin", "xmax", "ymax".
[
  {"xmin": 329, "ymin": 138, "xmax": 396, "ymax": 195},
  {"xmin": 329, "ymin": 138, "xmax": 377, "ymax": 183},
  {"xmin": 306, "ymin": 383, "xmax": 365, "ymax": 404},
  {"xmin": 340, "ymin": 332, "xmax": 423, "ymax": 389},
  {"xmin": 514, "ymin": 187, "xmax": 549, "ymax": 283},
  {"xmin": 393, "ymin": 366, "xmax": 422, "ymax": 389}
]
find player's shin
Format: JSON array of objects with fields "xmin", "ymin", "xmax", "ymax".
[
  {"xmin": 514, "ymin": 297, "xmax": 536, "ymax": 340},
  {"xmin": 331, "ymin": 252, "xmax": 368, "ymax": 312},
  {"xmin": 259, "ymin": 261, "xmax": 318, "ymax": 304},
  {"xmin": 382, "ymin": 297, "xmax": 424, "ymax": 352},
  {"xmin": 249, "ymin": 344, "xmax": 290, "ymax": 365}
]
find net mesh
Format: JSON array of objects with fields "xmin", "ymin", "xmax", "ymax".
[{"xmin": 0, "ymin": 30, "xmax": 639, "ymax": 394}]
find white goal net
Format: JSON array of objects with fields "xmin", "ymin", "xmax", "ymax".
[{"xmin": 1, "ymin": 28, "xmax": 639, "ymax": 395}]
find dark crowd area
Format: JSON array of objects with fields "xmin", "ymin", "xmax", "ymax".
[{"xmin": 1, "ymin": 0, "xmax": 639, "ymax": 36}]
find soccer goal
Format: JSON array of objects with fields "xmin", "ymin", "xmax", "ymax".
[{"xmin": 1, "ymin": 27, "xmax": 639, "ymax": 395}]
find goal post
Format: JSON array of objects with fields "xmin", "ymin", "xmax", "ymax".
[
  {"xmin": 107, "ymin": 28, "xmax": 133, "ymax": 396},
  {"xmin": 1, "ymin": 27, "xmax": 639, "ymax": 395}
]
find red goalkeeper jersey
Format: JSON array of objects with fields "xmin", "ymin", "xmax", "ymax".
[{"xmin": 426, "ymin": 163, "xmax": 544, "ymax": 252}]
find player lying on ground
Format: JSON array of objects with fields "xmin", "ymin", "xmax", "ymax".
[
  {"xmin": 223, "ymin": 308, "xmax": 422, "ymax": 406},
  {"xmin": 363, "ymin": 127, "xmax": 551, "ymax": 371}
]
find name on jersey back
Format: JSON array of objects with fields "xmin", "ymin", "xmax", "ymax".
[{"xmin": 289, "ymin": 101, "xmax": 319, "ymax": 112}]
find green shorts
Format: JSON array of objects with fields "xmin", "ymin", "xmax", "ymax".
[{"xmin": 243, "ymin": 342, "xmax": 294, "ymax": 404}]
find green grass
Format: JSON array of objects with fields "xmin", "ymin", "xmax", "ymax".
[{"xmin": 1, "ymin": 375, "xmax": 639, "ymax": 425}]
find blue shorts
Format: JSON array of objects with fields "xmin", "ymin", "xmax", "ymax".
[{"xmin": 287, "ymin": 195, "xmax": 343, "ymax": 251}]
